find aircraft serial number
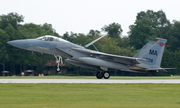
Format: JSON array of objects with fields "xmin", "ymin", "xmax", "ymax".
[{"xmin": 143, "ymin": 57, "xmax": 153, "ymax": 63}]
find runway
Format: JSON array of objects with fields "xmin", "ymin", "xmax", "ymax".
[{"xmin": 0, "ymin": 79, "xmax": 180, "ymax": 83}]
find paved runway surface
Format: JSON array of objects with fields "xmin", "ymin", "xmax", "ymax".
[{"xmin": 0, "ymin": 79, "xmax": 180, "ymax": 83}]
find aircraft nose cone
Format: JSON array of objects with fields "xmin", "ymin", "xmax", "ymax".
[{"xmin": 7, "ymin": 40, "xmax": 29, "ymax": 49}]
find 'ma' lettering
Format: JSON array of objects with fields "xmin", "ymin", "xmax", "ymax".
[{"xmin": 149, "ymin": 49, "xmax": 157, "ymax": 56}]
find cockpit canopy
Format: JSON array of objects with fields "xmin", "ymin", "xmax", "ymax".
[{"xmin": 37, "ymin": 35, "xmax": 68, "ymax": 42}]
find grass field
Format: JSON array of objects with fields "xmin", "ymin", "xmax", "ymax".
[
  {"xmin": 0, "ymin": 83, "xmax": 180, "ymax": 108},
  {"xmin": 0, "ymin": 75, "xmax": 179, "ymax": 79}
]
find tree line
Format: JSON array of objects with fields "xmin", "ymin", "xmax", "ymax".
[{"xmin": 0, "ymin": 10, "xmax": 179, "ymax": 76}]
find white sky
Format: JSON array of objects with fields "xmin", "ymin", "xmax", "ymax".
[{"xmin": 1, "ymin": 0, "xmax": 180, "ymax": 36}]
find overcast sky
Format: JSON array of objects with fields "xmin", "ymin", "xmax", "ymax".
[{"xmin": 1, "ymin": 0, "xmax": 180, "ymax": 36}]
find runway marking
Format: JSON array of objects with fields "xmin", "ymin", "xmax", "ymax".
[{"xmin": 0, "ymin": 79, "xmax": 180, "ymax": 83}]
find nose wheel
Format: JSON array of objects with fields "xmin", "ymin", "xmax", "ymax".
[
  {"xmin": 96, "ymin": 71, "xmax": 110, "ymax": 79},
  {"xmin": 57, "ymin": 67, "xmax": 60, "ymax": 72}
]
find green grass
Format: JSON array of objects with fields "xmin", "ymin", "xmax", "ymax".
[
  {"xmin": 0, "ymin": 75, "xmax": 179, "ymax": 79},
  {"xmin": 0, "ymin": 83, "xmax": 180, "ymax": 108}
]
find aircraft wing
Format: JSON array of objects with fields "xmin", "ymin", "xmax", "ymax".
[
  {"xmin": 55, "ymin": 47, "xmax": 73, "ymax": 58},
  {"xmin": 72, "ymin": 48, "xmax": 147, "ymax": 65}
]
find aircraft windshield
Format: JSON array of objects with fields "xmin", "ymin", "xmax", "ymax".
[{"xmin": 37, "ymin": 35, "xmax": 68, "ymax": 42}]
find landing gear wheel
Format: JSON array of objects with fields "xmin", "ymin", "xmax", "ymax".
[
  {"xmin": 103, "ymin": 71, "xmax": 110, "ymax": 79},
  {"xmin": 57, "ymin": 67, "xmax": 60, "ymax": 72},
  {"xmin": 96, "ymin": 72, "xmax": 103, "ymax": 79}
]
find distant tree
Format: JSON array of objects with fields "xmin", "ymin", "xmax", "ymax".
[
  {"xmin": 0, "ymin": 12, "xmax": 24, "ymax": 30},
  {"xmin": 96, "ymin": 36, "xmax": 120, "ymax": 54},
  {"xmin": 101, "ymin": 22, "xmax": 122, "ymax": 38},
  {"xmin": 41, "ymin": 23, "xmax": 54, "ymax": 32},
  {"xmin": 62, "ymin": 32, "xmax": 77, "ymax": 42},
  {"xmin": 0, "ymin": 29, "xmax": 9, "ymax": 71},
  {"xmin": 5, "ymin": 23, "xmax": 20, "ymax": 74},
  {"xmin": 18, "ymin": 23, "xmax": 44, "ymax": 39},
  {"xmin": 69, "ymin": 31, "xmax": 77, "ymax": 41},
  {"xmin": 129, "ymin": 17, "xmax": 158, "ymax": 49},
  {"xmin": 72, "ymin": 33, "xmax": 90, "ymax": 46},
  {"xmin": 108, "ymin": 35, "xmax": 130, "ymax": 49},
  {"xmin": 40, "ymin": 23, "xmax": 59, "ymax": 36},
  {"xmin": 168, "ymin": 20, "xmax": 180, "ymax": 51},
  {"xmin": 129, "ymin": 10, "xmax": 170, "ymax": 49},
  {"xmin": 161, "ymin": 50, "xmax": 180, "ymax": 75},
  {"xmin": 136, "ymin": 10, "xmax": 171, "ymax": 39},
  {"xmin": 88, "ymin": 29, "xmax": 100, "ymax": 38},
  {"xmin": 0, "ymin": 12, "xmax": 24, "ymax": 74}
]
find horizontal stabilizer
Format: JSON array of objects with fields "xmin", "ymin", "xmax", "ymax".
[
  {"xmin": 146, "ymin": 68, "xmax": 176, "ymax": 72},
  {"xmin": 156, "ymin": 38, "xmax": 167, "ymax": 42}
]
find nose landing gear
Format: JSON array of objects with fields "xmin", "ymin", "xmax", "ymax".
[{"xmin": 54, "ymin": 55, "xmax": 63, "ymax": 72}]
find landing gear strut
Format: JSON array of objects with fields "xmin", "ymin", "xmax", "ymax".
[
  {"xmin": 96, "ymin": 71, "xmax": 110, "ymax": 79},
  {"xmin": 54, "ymin": 55, "xmax": 63, "ymax": 72}
]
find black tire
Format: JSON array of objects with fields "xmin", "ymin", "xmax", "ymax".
[
  {"xmin": 96, "ymin": 72, "xmax": 103, "ymax": 79},
  {"xmin": 103, "ymin": 71, "xmax": 110, "ymax": 79}
]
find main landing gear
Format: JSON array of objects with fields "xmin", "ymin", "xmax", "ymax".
[
  {"xmin": 96, "ymin": 71, "xmax": 110, "ymax": 79},
  {"xmin": 54, "ymin": 55, "xmax": 63, "ymax": 72}
]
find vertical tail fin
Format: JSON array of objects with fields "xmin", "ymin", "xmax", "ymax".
[{"xmin": 134, "ymin": 38, "xmax": 167, "ymax": 68}]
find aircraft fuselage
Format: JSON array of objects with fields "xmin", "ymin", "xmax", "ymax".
[{"xmin": 7, "ymin": 35, "xmax": 170, "ymax": 79}]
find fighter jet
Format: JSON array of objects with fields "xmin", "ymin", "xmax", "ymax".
[{"xmin": 7, "ymin": 35, "xmax": 174, "ymax": 79}]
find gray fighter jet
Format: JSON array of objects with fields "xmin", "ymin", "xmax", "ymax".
[{"xmin": 7, "ymin": 35, "xmax": 174, "ymax": 79}]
